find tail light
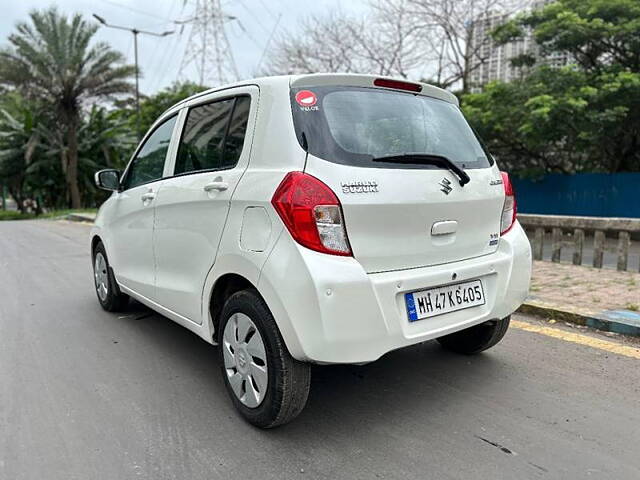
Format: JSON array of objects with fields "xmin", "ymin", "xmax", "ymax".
[
  {"xmin": 500, "ymin": 171, "xmax": 517, "ymax": 235},
  {"xmin": 271, "ymin": 172, "xmax": 352, "ymax": 256}
]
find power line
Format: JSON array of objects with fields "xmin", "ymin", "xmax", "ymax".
[
  {"xmin": 234, "ymin": 0, "xmax": 272, "ymax": 35},
  {"xmin": 256, "ymin": 13, "xmax": 282, "ymax": 74},
  {"xmin": 98, "ymin": 0, "xmax": 175, "ymax": 23},
  {"xmin": 144, "ymin": 2, "xmax": 180, "ymax": 93},
  {"xmin": 257, "ymin": 0, "xmax": 278, "ymax": 21}
]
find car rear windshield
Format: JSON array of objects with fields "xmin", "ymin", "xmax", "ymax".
[{"xmin": 290, "ymin": 86, "xmax": 493, "ymax": 170}]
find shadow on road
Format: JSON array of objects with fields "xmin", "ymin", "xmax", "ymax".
[{"xmin": 115, "ymin": 299, "xmax": 508, "ymax": 436}]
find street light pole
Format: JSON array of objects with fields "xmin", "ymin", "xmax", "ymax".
[{"xmin": 92, "ymin": 14, "xmax": 174, "ymax": 139}]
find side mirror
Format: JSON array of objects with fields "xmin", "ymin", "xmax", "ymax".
[{"xmin": 95, "ymin": 169, "xmax": 121, "ymax": 191}]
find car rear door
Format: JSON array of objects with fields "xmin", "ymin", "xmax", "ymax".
[
  {"xmin": 290, "ymin": 82, "xmax": 505, "ymax": 273},
  {"xmin": 153, "ymin": 86, "xmax": 258, "ymax": 323}
]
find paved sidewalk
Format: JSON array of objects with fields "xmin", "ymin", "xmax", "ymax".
[{"xmin": 521, "ymin": 261, "xmax": 640, "ymax": 335}]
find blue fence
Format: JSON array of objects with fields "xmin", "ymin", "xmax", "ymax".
[{"xmin": 512, "ymin": 173, "xmax": 640, "ymax": 218}]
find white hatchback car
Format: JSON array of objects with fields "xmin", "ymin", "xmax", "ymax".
[{"xmin": 92, "ymin": 74, "xmax": 531, "ymax": 428}]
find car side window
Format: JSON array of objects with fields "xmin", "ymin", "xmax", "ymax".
[
  {"xmin": 174, "ymin": 95, "xmax": 251, "ymax": 175},
  {"xmin": 122, "ymin": 115, "xmax": 177, "ymax": 190}
]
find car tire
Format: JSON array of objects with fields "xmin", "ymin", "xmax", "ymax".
[
  {"xmin": 92, "ymin": 242, "xmax": 129, "ymax": 312},
  {"xmin": 218, "ymin": 289, "xmax": 311, "ymax": 428},
  {"xmin": 437, "ymin": 316, "xmax": 510, "ymax": 355}
]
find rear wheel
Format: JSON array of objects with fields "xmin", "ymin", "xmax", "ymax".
[
  {"xmin": 92, "ymin": 242, "xmax": 129, "ymax": 312},
  {"xmin": 437, "ymin": 316, "xmax": 510, "ymax": 355},
  {"xmin": 218, "ymin": 289, "xmax": 310, "ymax": 428}
]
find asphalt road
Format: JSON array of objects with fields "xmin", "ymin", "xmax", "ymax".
[{"xmin": 1, "ymin": 220, "xmax": 639, "ymax": 480}]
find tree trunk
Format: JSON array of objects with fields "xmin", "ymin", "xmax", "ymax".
[
  {"xmin": 66, "ymin": 117, "xmax": 82, "ymax": 209},
  {"xmin": 9, "ymin": 186, "xmax": 24, "ymax": 214}
]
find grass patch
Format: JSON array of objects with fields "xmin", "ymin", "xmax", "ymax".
[
  {"xmin": 626, "ymin": 303, "xmax": 639, "ymax": 312},
  {"xmin": 0, "ymin": 208, "xmax": 96, "ymax": 221},
  {"xmin": 0, "ymin": 210, "xmax": 36, "ymax": 221}
]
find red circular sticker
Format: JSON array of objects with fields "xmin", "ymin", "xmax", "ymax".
[{"xmin": 295, "ymin": 90, "xmax": 318, "ymax": 107}]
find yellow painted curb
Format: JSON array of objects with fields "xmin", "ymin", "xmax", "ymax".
[{"xmin": 511, "ymin": 320, "xmax": 640, "ymax": 360}]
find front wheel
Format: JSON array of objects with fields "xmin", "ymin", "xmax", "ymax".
[
  {"xmin": 218, "ymin": 289, "xmax": 310, "ymax": 428},
  {"xmin": 437, "ymin": 316, "xmax": 510, "ymax": 355},
  {"xmin": 92, "ymin": 242, "xmax": 129, "ymax": 312}
]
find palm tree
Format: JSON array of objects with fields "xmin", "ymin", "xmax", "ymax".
[{"xmin": 0, "ymin": 7, "xmax": 135, "ymax": 208}]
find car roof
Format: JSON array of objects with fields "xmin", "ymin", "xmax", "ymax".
[{"xmin": 161, "ymin": 73, "xmax": 458, "ymax": 118}]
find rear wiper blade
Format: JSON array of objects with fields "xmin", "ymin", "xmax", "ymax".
[{"xmin": 371, "ymin": 153, "xmax": 471, "ymax": 187}]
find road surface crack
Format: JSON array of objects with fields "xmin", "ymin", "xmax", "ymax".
[{"xmin": 475, "ymin": 435, "xmax": 517, "ymax": 455}]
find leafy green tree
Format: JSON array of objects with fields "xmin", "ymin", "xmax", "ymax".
[
  {"xmin": 32, "ymin": 105, "xmax": 135, "ymax": 209},
  {"xmin": 521, "ymin": 0, "xmax": 640, "ymax": 73},
  {"xmin": 463, "ymin": 0, "xmax": 640, "ymax": 177},
  {"xmin": 0, "ymin": 7, "xmax": 135, "ymax": 208},
  {"xmin": 116, "ymin": 81, "xmax": 208, "ymax": 137},
  {"xmin": 78, "ymin": 106, "xmax": 136, "ymax": 206},
  {"xmin": 0, "ymin": 94, "xmax": 42, "ymax": 212},
  {"xmin": 464, "ymin": 67, "xmax": 640, "ymax": 176}
]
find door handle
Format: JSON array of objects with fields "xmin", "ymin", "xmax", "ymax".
[
  {"xmin": 203, "ymin": 181, "xmax": 229, "ymax": 192},
  {"xmin": 141, "ymin": 192, "xmax": 156, "ymax": 202}
]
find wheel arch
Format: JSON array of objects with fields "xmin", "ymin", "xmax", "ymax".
[
  {"xmin": 90, "ymin": 234, "xmax": 102, "ymax": 257},
  {"xmin": 208, "ymin": 273, "xmax": 257, "ymax": 342}
]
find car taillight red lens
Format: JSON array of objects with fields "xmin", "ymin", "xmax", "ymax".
[
  {"xmin": 500, "ymin": 171, "xmax": 517, "ymax": 235},
  {"xmin": 271, "ymin": 172, "xmax": 352, "ymax": 256},
  {"xmin": 373, "ymin": 78, "xmax": 423, "ymax": 92}
]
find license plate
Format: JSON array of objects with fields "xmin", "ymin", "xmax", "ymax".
[{"xmin": 405, "ymin": 279, "xmax": 485, "ymax": 322}]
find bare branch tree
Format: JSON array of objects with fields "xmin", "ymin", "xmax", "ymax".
[
  {"xmin": 263, "ymin": 1, "xmax": 429, "ymax": 78},
  {"xmin": 264, "ymin": 0, "xmax": 527, "ymax": 93},
  {"xmin": 407, "ymin": 0, "xmax": 527, "ymax": 92}
]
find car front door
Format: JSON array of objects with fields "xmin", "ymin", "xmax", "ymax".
[
  {"xmin": 153, "ymin": 86, "xmax": 258, "ymax": 323},
  {"xmin": 107, "ymin": 115, "xmax": 179, "ymax": 300}
]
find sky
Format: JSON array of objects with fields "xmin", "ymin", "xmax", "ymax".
[{"xmin": 0, "ymin": 0, "xmax": 369, "ymax": 95}]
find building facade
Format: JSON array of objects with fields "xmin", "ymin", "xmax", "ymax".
[{"xmin": 468, "ymin": 2, "xmax": 571, "ymax": 90}]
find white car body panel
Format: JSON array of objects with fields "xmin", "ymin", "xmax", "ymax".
[{"xmin": 91, "ymin": 73, "xmax": 532, "ymax": 365}]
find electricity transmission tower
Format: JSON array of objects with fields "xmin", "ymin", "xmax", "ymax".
[{"xmin": 177, "ymin": 0, "xmax": 240, "ymax": 86}]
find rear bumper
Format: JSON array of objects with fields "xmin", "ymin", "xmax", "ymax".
[{"xmin": 258, "ymin": 221, "xmax": 532, "ymax": 364}]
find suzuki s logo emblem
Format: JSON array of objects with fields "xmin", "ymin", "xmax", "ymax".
[{"xmin": 439, "ymin": 178, "xmax": 452, "ymax": 195}]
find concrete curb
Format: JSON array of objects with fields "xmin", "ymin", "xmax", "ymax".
[
  {"xmin": 65, "ymin": 213, "xmax": 96, "ymax": 223},
  {"xmin": 518, "ymin": 300, "xmax": 640, "ymax": 336}
]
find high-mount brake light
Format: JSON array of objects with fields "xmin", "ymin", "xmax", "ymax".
[
  {"xmin": 500, "ymin": 171, "xmax": 517, "ymax": 235},
  {"xmin": 373, "ymin": 78, "xmax": 423, "ymax": 93},
  {"xmin": 271, "ymin": 172, "xmax": 352, "ymax": 256}
]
